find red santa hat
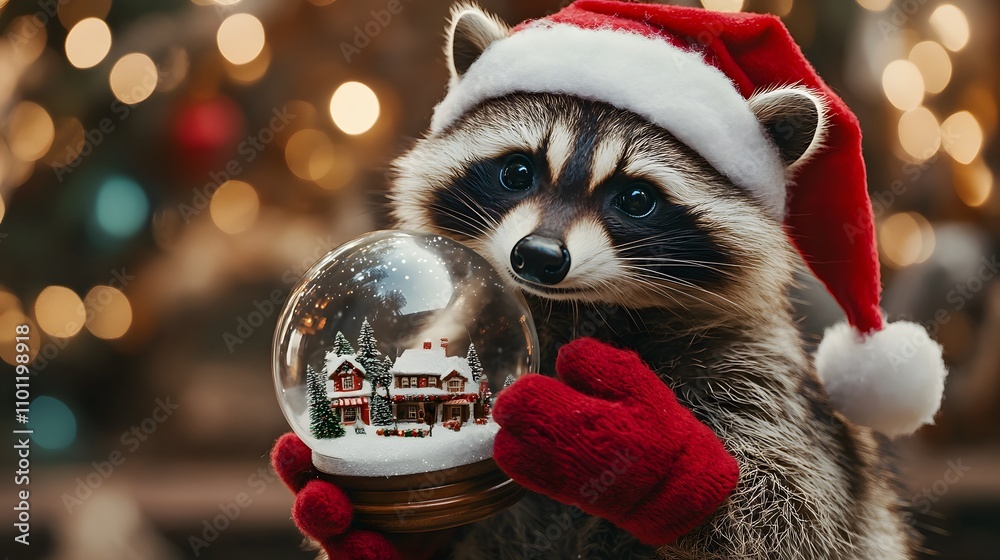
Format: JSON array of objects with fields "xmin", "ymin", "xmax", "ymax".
[{"xmin": 432, "ymin": 0, "xmax": 947, "ymax": 437}]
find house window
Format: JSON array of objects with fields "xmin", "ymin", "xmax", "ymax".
[
  {"xmin": 401, "ymin": 377, "xmax": 410, "ymax": 388},
  {"xmin": 343, "ymin": 407, "xmax": 357, "ymax": 422},
  {"xmin": 342, "ymin": 376, "xmax": 354, "ymax": 390},
  {"xmin": 448, "ymin": 380, "xmax": 462, "ymax": 392},
  {"xmin": 407, "ymin": 406, "xmax": 417, "ymax": 419},
  {"xmin": 428, "ymin": 377, "xmax": 437, "ymax": 387},
  {"xmin": 450, "ymin": 407, "xmax": 462, "ymax": 419},
  {"xmin": 410, "ymin": 376, "xmax": 418, "ymax": 387}
]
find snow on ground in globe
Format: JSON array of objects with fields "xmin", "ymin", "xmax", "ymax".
[{"xmin": 304, "ymin": 415, "xmax": 500, "ymax": 476}]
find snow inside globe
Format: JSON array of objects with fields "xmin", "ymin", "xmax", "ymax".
[{"xmin": 273, "ymin": 230, "xmax": 539, "ymax": 482}]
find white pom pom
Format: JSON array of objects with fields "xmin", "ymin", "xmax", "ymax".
[{"xmin": 815, "ymin": 321, "xmax": 947, "ymax": 437}]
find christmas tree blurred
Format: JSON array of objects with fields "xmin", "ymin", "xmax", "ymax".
[{"xmin": 0, "ymin": 1, "xmax": 997, "ymax": 559}]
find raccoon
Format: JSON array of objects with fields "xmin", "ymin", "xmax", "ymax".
[{"xmin": 385, "ymin": 5, "xmax": 919, "ymax": 560}]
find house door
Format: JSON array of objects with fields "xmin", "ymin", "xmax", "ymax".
[
  {"xmin": 449, "ymin": 406, "xmax": 462, "ymax": 420},
  {"xmin": 342, "ymin": 407, "xmax": 358, "ymax": 423}
]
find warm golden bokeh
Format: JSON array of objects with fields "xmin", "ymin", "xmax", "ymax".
[
  {"xmin": 84, "ymin": 286, "xmax": 133, "ymax": 340},
  {"xmin": 285, "ymin": 129, "xmax": 336, "ymax": 181},
  {"xmin": 217, "ymin": 13, "xmax": 266, "ymax": 65},
  {"xmin": 210, "ymin": 180, "xmax": 260, "ymax": 234},
  {"xmin": 329, "ymin": 82, "xmax": 380, "ymax": 135},
  {"xmin": 65, "ymin": 17, "xmax": 113, "ymax": 69},
  {"xmin": 34, "ymin": 285, "xmax": 86, "ymax": 338},
  {"xmin": 897, "ymin": 107, "xmax": 941, "ymax": 161},
  {"xmin": 879, "ymin": 212, "xmax": 936, "ymax": 268},
  {"xmin": 941, "ymin": 110, "xmax": 984, "ymax": 165},
  {"xmin": 0, "ymin": 310, "xmax": 40, "ymax": 365},
  {"xmin": 5, "ymin": 101, "xmax": 55, "ymax": 162},
  {"xmin": 908, "ymin": 41, "xmax": 951, "ymax": 95},
  {"xmin": 109, "ymin": 53, "xmax": 159, "ymax": 105},
  {"xmin": 930, "ymin": 4, "xmax": 970, "ymax": 52},
  {"xmin": 700, "ymin": 0, "xmax": 744, "ymax": 12},
  {"xmin": 882, "ymin": 60, "xmax": 925, "ymax": 111}
]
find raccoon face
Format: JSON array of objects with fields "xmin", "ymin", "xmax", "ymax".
[{"xmin": 389, "ymin": 6, "xmax": 825, "ymax": 314}]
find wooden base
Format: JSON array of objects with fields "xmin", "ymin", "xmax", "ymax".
[{"xmin": 320, "ymin": 458, "xmax": 525, "ymax": 533}]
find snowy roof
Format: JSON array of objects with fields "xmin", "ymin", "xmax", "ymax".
[
  {"xmin": 325, "ymin": 352, "xmax": 366, "ymax": 376},
  {"xmin": 390, "ymin": 347, "xmax": 471, "ymax": 378},
  {"xmin": 326, "ymin": 378, "xmax": 372, "ymax": 398},
  {"xmin": 393, "ymin": 386, "xmax": 452, "ymax": 397}
]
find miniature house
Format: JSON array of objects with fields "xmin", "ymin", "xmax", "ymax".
[
  {"xmin": 390, "ymin": 338, "xmax": 481, "ymax": 424},
  {"xmin": 325, "ymin": 354, "xmax": 372, "ymax": 425}
]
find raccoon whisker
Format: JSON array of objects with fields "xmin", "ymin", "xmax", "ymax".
[
  {"xmin": 447, "ymin": 187, "xmax": 501, "ymax": 229},
  {"xmin": 622, "ymin": 266, "xmax": 751, "ymax": 315},
  {"xmin": 619, "ymin": 257, "xmax": 746, "ymax": 270},
  {"xmin": 426, "ymin": 204, "xmax": 495, "ymax": 238}
]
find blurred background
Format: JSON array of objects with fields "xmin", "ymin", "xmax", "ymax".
[{"xmin": 0, "ymin": 0, "xmax": 997, "ymax": 558}]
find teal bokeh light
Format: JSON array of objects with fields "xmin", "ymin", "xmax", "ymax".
[
  {"xmin": 94, "ymin": 176, "xmax": 149, "ymax": 238},
  {"xmin": 28, "ymin": 396, "xmax": 78, "ymax": 450}
]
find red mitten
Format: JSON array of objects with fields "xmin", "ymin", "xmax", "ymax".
[
  {"xmin": 270, "ymin": 433, "xmax": 400, "ymax": 560},
  {"xmin": 492, "ymin": 338, "xmax": 739, "ymax": 546}
]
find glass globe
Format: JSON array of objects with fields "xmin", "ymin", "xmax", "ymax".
[{"xmin": 273, "ymin": 230, "xmax": 538, "ymax": 477}]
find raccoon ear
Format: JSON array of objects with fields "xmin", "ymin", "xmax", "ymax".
[
  {"xmin": 446, "ymin": 4, "xmax": 510, "ymax": 83},
  {"xmin": 748, "ymin": 87, "xmax": 827, "ymax": 168}
]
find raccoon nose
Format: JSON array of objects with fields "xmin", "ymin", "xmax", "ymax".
[{"xmin": 511, "ymin": 235, "xmax": 571, "ymax": 285}]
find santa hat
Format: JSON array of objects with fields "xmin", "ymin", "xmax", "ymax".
[{"xmin": 431, "ymin": 0, "xmax": 947, "ymax": 437}]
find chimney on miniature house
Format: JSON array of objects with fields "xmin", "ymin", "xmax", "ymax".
[
  {"xmin": 423, "ymin": 340, "xmax": 432, "ymax": 350},
  {"xmin": 440, "ymin": 337, "xmax": 449, "ymax": 354}
]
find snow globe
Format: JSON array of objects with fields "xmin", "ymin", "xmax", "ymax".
[{"xmin": 273, "ymin": 230, "xmax": 538, "ymax": 532}]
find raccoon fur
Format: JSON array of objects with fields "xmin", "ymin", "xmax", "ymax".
[{"xmin": 379, "ymin": 6, "xmax": 918, "ymax": 560}]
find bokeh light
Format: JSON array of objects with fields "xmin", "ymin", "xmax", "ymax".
[
  {"xmin": 44, "ymin": 117, "xmax": 86, "ymax": 168},
  {"xmin": 0, "ymin": 195, "xmax": 5, "ymax": 224},
  {"xmin": 855, "ymin": 0, "xmax": 890, "ymax": 11},
  {"xmin": 210, "ymin": 180, "xmax": 260, "ymax": 234},
  {"xmin": 225, "ymin": 44, "xmax": 271, "ymax": 84},
  {"xmin": 700, "ymin": 0, "xmax": 744, "ymax": 11},
  {"xmin": 285, "ymin": 129, "xmax": 336, "ymax": 181},
  {"xmin": 95, "ymin": 176, "xmax": 150, "ymax": 239},
  {"xmin": 941, "ymin": 110, "xmax": 983, "ymax": 165},
  {"xmin": 929, "ymin": 4, "xmax": 970, "ymax": 52},
  {"xmin": 882, "ymin": 60, "xmax": 925, "ymax": 111},
  {"xmin": 109, "ymin": 53, "xmax": 159, "ymax": 105},
  {"xmin": 879, "ymin": 212, "xmax": 936, "ymax": 268},
  {"xmin": 954, "ymin": 160, "xmax": 993, "ymax": 208},
  {"xmin": 65, "ymin": 18, "xmax": 112, "ymax": 69},
  {"xmin": 84, "ymin": 286, "xmax": 133, "ymax": 340},
  {"xmin": 34, "ymin": 286, "xmax": 85, "ymax": 338},
  {"xmin": 217, "ymin": 13, "xmax": 266, "ymax": 65},
  {"xmin": 897, "ymin": 107, "xmax": 941, "ymax": 161},
  {"xmin": 329, "ymin": 81, "xmax": 380, "ymax": 135},
  {"xmin": 908, "ymin": 41, "xmax": 951, "ymax": 95},
  {"xmin": 6, "ymin": 101, "xmax": 55, "ymax": 162},
  {"xmin": 28, "ymin": 396, "xmax": 78, "ymax": 451}
]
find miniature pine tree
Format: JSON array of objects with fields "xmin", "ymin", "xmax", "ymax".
[
  {"xmin": 307, "ymin": 365, "xmax": 345, "ymax": 438},
  {"xmin": 370, "ymin": 394, "xmax": 394, "ymax": 426},
  {"xmin": 356, "ymin": 318, "xmax": 381, "ymax": 378},
  {"xmin": 381, "ymin": 356, "xmax": 395, "ymax": 388},
  {"xmin": 503, "ymin": 374, "xmax": 515, "ymax": 389},
  {"xmin": 333, "ymin": 331, "xmax": 355, "ymax": 356},
  {"xmin": 467, "ymin": 343, "xmax": 483, "ymax": 383}
]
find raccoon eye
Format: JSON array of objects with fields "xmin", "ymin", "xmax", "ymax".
[
  {"xmin": 614, "ymin": 185, "xmax": 656, "ymax": 218},
  {"xmin": 500, "ymin": 154, "xmax": 534, "ymax": 191}
]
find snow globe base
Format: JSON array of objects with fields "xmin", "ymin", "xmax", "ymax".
[{"xmin": 317, "ymin": 457, "xmax": 525, "ymax": 533}]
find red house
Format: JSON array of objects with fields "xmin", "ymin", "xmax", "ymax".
[{"xmin": 325, "ymin": 355, "xmax": 371, "ymax": 425}]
